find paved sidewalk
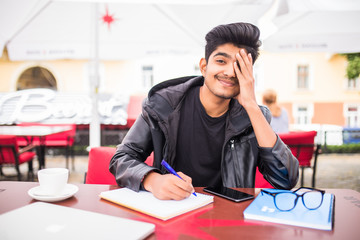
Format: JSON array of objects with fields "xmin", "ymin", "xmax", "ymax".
[
  {"xmin": 2, "ymin": 153, "xmax": 360, "ymax": 192},
  {"xmin": 295, "ymin": 153, "xmax": 360, "ymax": 192}
]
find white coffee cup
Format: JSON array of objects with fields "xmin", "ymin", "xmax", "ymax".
[{"xmin": 37, "ymin": 168, "xmax": 69, "ymax": 196}]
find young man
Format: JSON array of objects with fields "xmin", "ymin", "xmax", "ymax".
[{"xmin": 110, "ymin": 22, "xmax": 299, "ymax": 200}]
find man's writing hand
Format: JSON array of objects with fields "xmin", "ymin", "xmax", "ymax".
[{"xmin": 143, "ymin": 171, "xmax": 195, "ymax": 200}]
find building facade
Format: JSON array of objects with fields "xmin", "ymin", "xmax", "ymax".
[
  {"xmin": 1, "ymin": 49, "xmax": 359, "ymax": 132},
  {"xmin": 257, "ymin": 52, "xmax": 359, "ymax": 128}
]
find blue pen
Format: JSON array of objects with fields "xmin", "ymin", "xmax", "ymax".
[{"xmin": 161, "ymin": 160, "xmax": 197, "ymax": 197}]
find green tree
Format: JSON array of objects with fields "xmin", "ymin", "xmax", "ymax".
[{"xmin": 343, "ymin": 53, "xmax": 360, "ymax": 79}]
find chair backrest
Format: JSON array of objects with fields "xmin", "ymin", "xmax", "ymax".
[
  {"xmin": 85, "ymin": 147, "xmax": 154, "ymax": 185},
  {"xmin": 16, "ymin": 123, "xmax": 76, "ymax": 146},
  {"xmin": 46, "ymin": 123, "xmax": 76, "ymax": 139},
  {"xmin": 42, "ymin": 123, "xmax": 76, "ymax": 146},
  {"xmin": 255, "ymin": 167, "xmax": 273, "ymax": 188},
  {"xmin": 86, "ymin": 147, "xmax": 117, "ymax": 185},
  {"xmin": 86, "ymin": 147, "xmax": 268, "ymax": 188},
  {"xmin": 126, "ymin": 95, "xmax": 146, "ymax": 128},
  {"xmin": 0, "ymin": 135, "xmax": 18, "ymax": 164},
  {"xmin": 278, "ymin": 131, "xmax": 317, "ymax": 167}
]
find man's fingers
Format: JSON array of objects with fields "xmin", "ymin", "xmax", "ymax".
[
  {"xmin": 143, "ymin": 172, "xmax": 192, "ymax": 200},
  {"xmin": 240, "ymin": 49, "xmax": 252, "ymax": 66},
  {"xmin": 157, "ymin": 175, "xmax": 192, "ymax": 200},
  {"xmin": 236, "ymin": 50, "xmax": 250, "ymax": 78},
  {"xmin": 248, "ymin": 52, "xmax": 253, "ymax": 65},
  {"xmin": 234, "ymin": 60, "xmax": 242, "ymax": 79},
  {"xmin": 234, "ymin": 54, "xmax": 247, "ymax": 82},
  {"xmin": 177, "ymin": 172, "xmax": 192, "ymax": 184},
  {"xmin": 159, "ymin": 174, "xmax": 193, "ymax": 200},
  {"xmin": 177, "ymin": 172, "xmax": 195, "ymax": 194},
  {"xmin": 171, "ymin": 173, "xmax": 194, "ymax": 193},
  {"xmin": 156, "ymin": 186, "xmax": 190, "ymax": 200}
]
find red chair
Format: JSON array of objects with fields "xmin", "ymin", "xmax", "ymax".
[
  {"xmin": 85, "ymin": 147, "xmax": 154, "ymax": 185},
  {"xmin": 126, "ymin": 94, "xmax": 146, "ymax": 128},
  {"xmin": 85, "ymin": 147, "xmax": 117, "ymax": 185},
  {"xmin": 41, "ymin": 123, "xmax": 76, "ymax": 170},
  {"xmin": 255, "ymin": 167, "xmax": 273, "ymax": 188},
  {"xmin": 16, "ymin": 123, "xmax": 76, "ymax": 170},
  {"xmin": 0, "ymin": 135, "xmax": 36, "ymax": 181},
  {"xmin": 278, "ymin": 131, "xmax": 321, "ymax": 187},
  {"xmin": 86, "ymin": 147, "xmax": 270, "ymax": 188}
]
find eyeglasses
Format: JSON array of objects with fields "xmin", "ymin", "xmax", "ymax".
[{"xmin": 260, "ymin": 187, "xmax": 325, "ymax": 211}]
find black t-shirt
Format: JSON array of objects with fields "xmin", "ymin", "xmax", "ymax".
[{"xmin": 174, "ymin": 86, "xmax": 227, "ymax": 187}]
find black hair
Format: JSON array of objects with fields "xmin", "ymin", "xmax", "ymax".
[{"xmin": 205, "ymin": 22, "xmax": 261, "ymax": 63}]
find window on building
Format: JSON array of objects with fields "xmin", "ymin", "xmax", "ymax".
[
  {"xmin": 345, "ymin": 105, "xmax": 360, "ymax": 127},
  {"xmin": 297, "ymin": 106, "xmax": 308, "ymax": 124},
  {"xmin": 347, "ymin": 78, "xmax": 360, "ymax": 90},
  {"xmin": 297, "ymin": 65, "xmax": 309, "ymax": 89},
  {"xmin": 293, "ymin": 104, "xmax": 313, "ymax": 125},
  {"xmin": 17, "ymin": 66, "xmax": 57, "ymax": 90},
  {"xmin": 142, "ymin": 66, "xmax": 154, "ymax": 89}
]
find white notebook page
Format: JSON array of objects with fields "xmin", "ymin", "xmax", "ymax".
[{"xmin": 100, "ymin": 188, "xmax": 214, "ymax": 220}]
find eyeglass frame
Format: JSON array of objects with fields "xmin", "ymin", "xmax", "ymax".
[{"xmin": 260, "ymin": 187, "xmax": 326, "ymax": 211}]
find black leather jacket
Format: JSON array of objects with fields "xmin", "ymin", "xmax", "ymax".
[{"xmin": 110, "ymin": 76, "xmax": 299, "ymax": 191}]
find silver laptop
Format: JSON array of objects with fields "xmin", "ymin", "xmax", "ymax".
[{"xmin": 0, "ymin": 202, "xmax": 155, "ymax": 240}]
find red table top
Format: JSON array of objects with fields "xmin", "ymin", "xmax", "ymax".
[{"xmin": 1, "ymin": 181, "xmax": 359, "ymax": 240}]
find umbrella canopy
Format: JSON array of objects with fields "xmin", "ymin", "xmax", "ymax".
[
  {"xmin": 0, "ymin": 0, "xmax": 275, "ymax": 148},
  {"xmin": 0, "ymin": 0, "xmax": 274, "ymax": 61},
  {"xmin": 260, "ymin": 0, "xmax": 360, "ymax": 53}
]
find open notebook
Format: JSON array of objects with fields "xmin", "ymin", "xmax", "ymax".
[
  {"xmin": 0, "ymin": 202, "xmax": 155, "ymax": 240},
  {"xmin": 100, "ymin": 188, "xmax": 214, "ymax": 221}
]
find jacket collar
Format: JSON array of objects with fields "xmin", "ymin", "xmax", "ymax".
[{"xmin": 145, "ymin": 76, "xmax": 203, "ymax": 121}]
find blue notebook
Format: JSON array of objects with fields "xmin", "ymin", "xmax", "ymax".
[{"xmin": 243, "ymin": 189, "xmax": 335, "ymax": 230}]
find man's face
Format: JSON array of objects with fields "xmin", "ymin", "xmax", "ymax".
[{"xmin": 200, "ymin": 43, "xmax": 245, "ymax": 100}]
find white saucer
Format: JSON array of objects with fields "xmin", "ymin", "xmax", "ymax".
[{"xmin": 28, "ymin": 184, "xmax": 79, "ymax": 202}]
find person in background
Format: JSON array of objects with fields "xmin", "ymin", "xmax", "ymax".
[
  {"xmin": 110, "ymin": 22, "xmax": 299, "ymax": 200},
  {"xmin": 262, "ymin": 89, "xmax": 289, "ymax": 134}
]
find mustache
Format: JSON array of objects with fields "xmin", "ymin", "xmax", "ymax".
[{"xmin": 215, "ymin": 74, "xmax": 238, "ymax": 83}]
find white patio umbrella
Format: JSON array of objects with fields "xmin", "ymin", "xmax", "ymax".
[
  {"xmin": 260, "ymin": 0, "xmax": 360, "ymax": 53},
  {"xmin": 0, "ymin": 0, "xmax": 275, "ymax": 147},
  {"xmin": 1, "ymin": 0, "xmax": 275, "ymax": 60}
]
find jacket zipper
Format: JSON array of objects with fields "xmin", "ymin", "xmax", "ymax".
[
  {"xmin": 229, "ymin": 139, "xmax": 240, "ymax": 182},
  {"xmin": 230, "ymin": 139, "xmax": 235, "ymax": 150},
  {"xmin": 221, "ymin": 126, "xmax": 252, "ymax": 184}
]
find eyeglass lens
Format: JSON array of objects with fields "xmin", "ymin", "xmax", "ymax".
[
  {"xmin": 274, "ymin": 191, "xmax": 323, "ymax": 211},
  {"xmin": 302, "ymin": 191, "xmax": 323, "ymax": 209},
  {"xmin": 275, "ymin": 193, "xmax": 297, "ymax": 211}
]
